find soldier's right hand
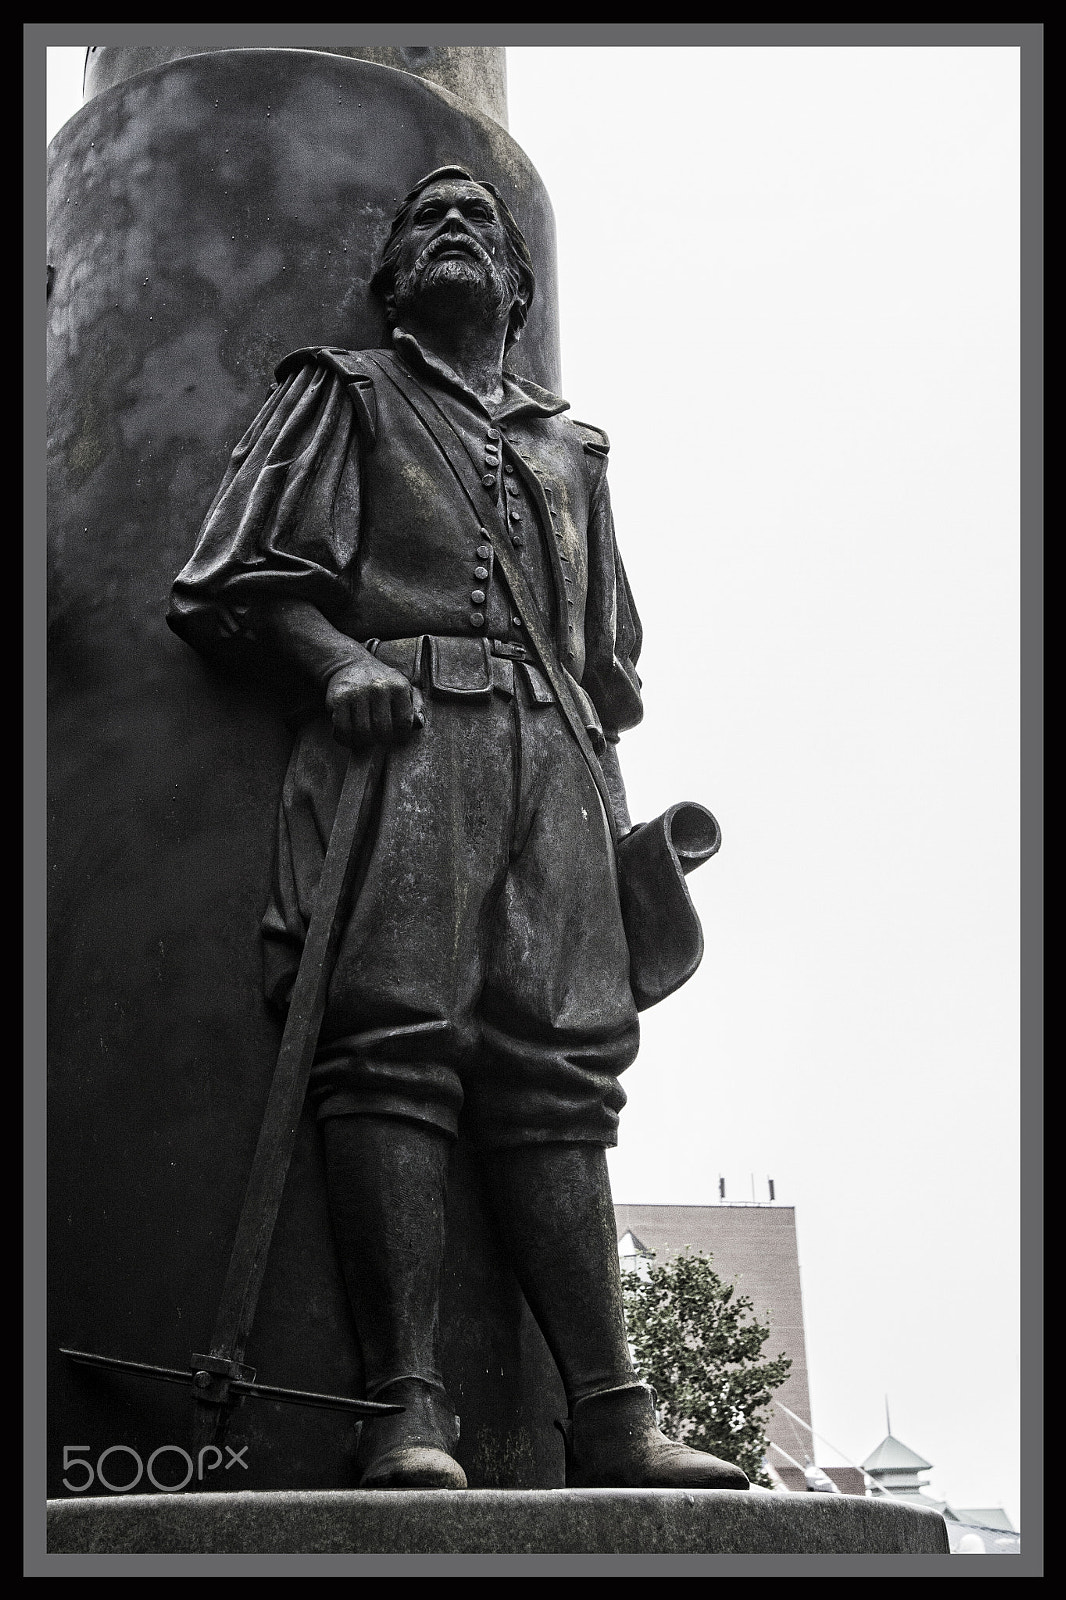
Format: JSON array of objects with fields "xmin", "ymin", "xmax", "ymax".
[{"xmin": 324, "ymin": 657, "xmax": 426, "ymax": 748}]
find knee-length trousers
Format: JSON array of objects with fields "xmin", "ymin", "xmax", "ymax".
[{"xmin": 262, "ymin": 667, "xmax": 639, "ymax": 1149}]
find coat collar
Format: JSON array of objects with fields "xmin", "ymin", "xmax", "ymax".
[{"xmin": 392, "ymin": 327, "xmax": 570, "ymax": 424}]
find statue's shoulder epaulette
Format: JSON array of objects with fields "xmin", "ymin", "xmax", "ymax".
[
  {"xmin": 273, "ymin": 346, "xmax": 377, "ymax": 443},
  {"xmin": 570, "ymin": 418, "xmax": 610, "ymax": 458}
]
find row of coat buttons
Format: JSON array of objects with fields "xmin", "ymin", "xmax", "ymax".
[
  {"xmin": 471, "ymin": 538, "xmax": 491, "ymax": 608},
  {"xmin": 466, "ymin": 523, "xmax": 522, "ymax": 632},
  {"xmin": 481, "ymin": 427, "xmax": 502, "ymax": 488},
  {"xmin": 508, "ymin": 473, "xmax": 525, "ymax": 548},
  {"xmin": 488, "ymin": 443, "xmax": 576, "ymax": 657},
  {"xmin": 473, "ymin": 429, "xmax": 526, "ymax": 629},
  {"xmin": 470, "ymin": 533, "xmax": 490, "ymax": 624},
  {"xmin": 502, "ymin": 455, "xmax": 525, "ymax": 545}
]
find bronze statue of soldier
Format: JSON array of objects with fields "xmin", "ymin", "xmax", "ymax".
[{"xmin": 168, "ymin": 167, "xmax": 747, "ymax": 1493}]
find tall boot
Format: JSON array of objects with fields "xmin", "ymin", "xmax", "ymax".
[
  {"xmin": 482, "ymin": 1142, "xmax": 749, "ymax": 1490},
  {"xmin": 322, "ymin": 1114, "xmax": 467, "ymax": 1489}
]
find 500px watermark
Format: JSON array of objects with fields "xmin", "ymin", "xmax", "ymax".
[{"xmin": 61, "ymin": 1443, "xmax": 249, "ymax": 1494}]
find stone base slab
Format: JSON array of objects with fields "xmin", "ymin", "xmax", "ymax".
[{"xmin": 47, "ymin": 1489, "xmax": 950, "ymax": 1555}]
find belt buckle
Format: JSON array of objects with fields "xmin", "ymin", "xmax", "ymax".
[{"xmin": 492, "ymin": 640, "xmax": 527, "ymax": 662}]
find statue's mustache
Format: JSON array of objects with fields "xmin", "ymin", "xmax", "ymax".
[{"xmin": 415, "ymin": 232, "xmax": 496, "ymax": 276}]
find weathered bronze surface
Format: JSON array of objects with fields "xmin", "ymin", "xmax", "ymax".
[
  {"xmin": 166, "ymin": 162, "xmax": 733, "ymax": 1493},
  {"xmin": 48, "ymin": 48, "xmax": 565, "ymax": 1497},
  {"xmin": 83, "ymin": 45, "xmax": 510, "ymax": 128},
  {"xmin": 48, "ymin": 47, "xmax": 728, "ymax": 1497}
]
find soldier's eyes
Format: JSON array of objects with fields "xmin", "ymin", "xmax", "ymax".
[{"xmin": 411, "ymin": 200, "xmax": 495, "ymax": 226}]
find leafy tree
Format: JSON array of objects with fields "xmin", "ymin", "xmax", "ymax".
[{"xmin": 620, "ymin": 1248, "xmax": 792, "ymax": 1487}]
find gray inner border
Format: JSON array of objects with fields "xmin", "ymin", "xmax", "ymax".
[{"xmin": 25, "ymin": 20, "xmax": 1043, "ymax": 1579}]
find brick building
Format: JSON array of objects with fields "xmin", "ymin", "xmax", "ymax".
[{"xmin": 614, "ymin": 1201, "xmax": 861, "ymax": 1492}]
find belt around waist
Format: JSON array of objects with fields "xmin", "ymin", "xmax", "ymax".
[
  {"xmin": 365, "ymin": 635, "xmax": 604, "ymax": 750},
  {"xmin": 367, "ymin": 633, "xmax": 553, "ymax": 705}
]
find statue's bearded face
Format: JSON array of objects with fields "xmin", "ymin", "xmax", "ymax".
[{"xmin": 391, "ymin": 179, "xmax": 516, "ymax": 327}]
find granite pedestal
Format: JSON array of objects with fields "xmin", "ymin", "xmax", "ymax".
[{"xmin": 47, "ymin": 1489, "xmax": 950, "ymax": 1555}]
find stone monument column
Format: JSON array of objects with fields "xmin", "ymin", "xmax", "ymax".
[{"xmin": 47, "ymin": 44, "xmax": 566, "ymax": 1496}]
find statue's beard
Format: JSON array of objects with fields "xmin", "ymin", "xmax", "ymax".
[{"xmin": 393, "ymin": 233, "xmax": 513, "ymax": 327}]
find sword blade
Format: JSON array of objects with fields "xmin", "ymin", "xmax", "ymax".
[
  {"xmin": 205, "ymin": 748, "xmax": 386, "ymax": 1370},
  {"xmin": 61, "ymin": 1348, "xmax": 190, "ymax": 1388},
  {"xmin": 233, "ymin": 1377, "xmax": 401, "ymax": 1416},
  {"xmin": 61, "ymin": 1347, "xmax": 402, "ymax": 1417}
]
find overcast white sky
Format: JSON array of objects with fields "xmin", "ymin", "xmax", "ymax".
[{"xmin": 43, "ymin": 39, "xmax": 1027, "ymax": 1530}]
